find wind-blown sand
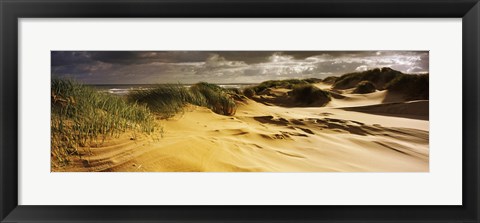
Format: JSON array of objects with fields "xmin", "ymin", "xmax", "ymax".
[{"xmin": 57, "ymin": 84, "xmax": 429, "ymax": 172}]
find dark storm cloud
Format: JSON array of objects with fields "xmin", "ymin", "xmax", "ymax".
[
  {"xmin": 52, "ymin": 51, "xmax": 213, "ymax": 66},
  {"xmin": 51, "ymin": 51, "xmax": 429, "ymax": 84},
  {"xmin": 89, "ymin": 51, "xmax": 211, "ymax": 64},
  {"xmin": 213, "ymin": 52, "xmax": 274, "ymax": 64},
  {"xmin": 52, "ymin": 51, "xmax": 382, "ymax": 66},
  {"xmin": 51, "ymin": 51, "xmax": 93, "ymax": 66},
  {"xmin": 52, "ymin": 51, "xmax": 429, "ymax": 66},
  {"xmin": 54, "ymin": 51, "xmax": 275, "ymax": 65}
]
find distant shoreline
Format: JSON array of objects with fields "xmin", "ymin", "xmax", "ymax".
[
  {"xmin": 87, "ymin": 83, "xmax": 259, "ymax": 87},
  {"xmin": 89, "ymin": 83, "xmax": 258, "ymax": 95}
]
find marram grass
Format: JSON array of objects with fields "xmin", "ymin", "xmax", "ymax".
[
  {"xmin": 127, "ymin": 82, "xmax": 238, "ymax": 118},
  {"xmin": 51, "ymin": 79, "xmax": 161, "ymax": 167}
]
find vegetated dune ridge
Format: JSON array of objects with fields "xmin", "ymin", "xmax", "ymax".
[{"xmin": 55, "ymin": 70, "xmax": 429, "ymax": 172}]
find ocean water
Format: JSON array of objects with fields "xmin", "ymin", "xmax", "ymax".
[{"xmin": 89, "ymin": 84, "xmax": 255, "ymax": 95}]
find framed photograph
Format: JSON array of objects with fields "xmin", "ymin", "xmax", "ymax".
[{"xmin": 1, "ymin": 0, "xmax": 479, "ymax": 222}]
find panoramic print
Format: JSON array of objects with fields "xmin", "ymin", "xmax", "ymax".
[{"xmin": 51, "ymin": 51, "xmax": 429, "ymax": 172}]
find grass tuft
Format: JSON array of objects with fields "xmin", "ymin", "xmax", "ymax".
[
  {"xmin": 289, "ymin": 84, "xmax": 331, "ymax": 106},
  {"xmin": 243, "ymin": 88, "xmax": 255, "ymax": 98},
  {"xmin": 385, "ymin": 73, "xmax": 429, "ymax": 100},
  {"xmin": 190, "ymin": 82, "xmax": 237, "ymax": 116},
  {"xmin": 322, "ymin": 76, "xmax": 338, "ymax": 84},
  {"xmin": 51, "ymin": 79, "xmax": 160, "ymax": 167},
  {"xmin": 127, "ymin": 84, "xmax": 205, "ymax": 118},
  {"xmin": 353, "ymin": 81, "xmax": 377, "ymax": 94},
  {"xmin": 333, "ymin": 67, "xmax": 402, "ymax": 90},
  {"xmin": 250, "ymin": 79, "xmax": 309, "ymax": 94},
  {"xmin": 128, "ymin": 82, "xmax": 238, "ymax": 117}
]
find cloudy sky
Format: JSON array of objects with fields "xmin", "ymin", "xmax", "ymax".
[{"xmin": 51, "ymin": 51, "xmax": 429, "ymax": 84}]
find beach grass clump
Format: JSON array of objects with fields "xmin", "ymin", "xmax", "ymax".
[
  {"xmin": 243, "ymin": 88, "xmax": 255, "ymax": 98},
  {"xmin": 128, "ymin": 82, "xmax": 237, "ymax": 117},
  {"xmin": 322, "ymin": 76, "xmax": 338, "ymax": 84},
  {"xmin": 385, "ymin": 73, "xmax": 429, "ymax": 100},
  {"xmin": 190, "ymin": 82, "xmax": 237, "ymax": 116},
  {"xmin": 303, "ymin": 78, "xmax": 322, "ymax": 83},
  {"xmin": 333, "ymin": 67, "xmax": 402, "ymax": 90},
  {"xmin": 353, "ymin": 80, "xmax": 377, "ymax": 94},
  {"xmin": 51, "ymin": 79, "xmax": 159, "ymax": 167},
  {"xmin": 128, "ymin": 84, "xmax": 207, "ymax": 118},
  {"xmin": 252, "ymin": 79, "xmax": 309, "ymax": 94},
  {"xmin": 225, "ymin": 87, "xmax": 242, "ymax": 95},
  {"xmin": 290, "ymin": 84, "xmax": 331, "ymax": 106}
]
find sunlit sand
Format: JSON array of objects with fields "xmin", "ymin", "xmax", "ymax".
[{"xmin": 54, "ymin": 82, "xmax": 428, "ymax": 172}]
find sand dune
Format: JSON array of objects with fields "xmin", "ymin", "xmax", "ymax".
[
  {"xmin": 58, "ymin": 83, "xmax": 429, "ymax": 172},
  {"xmin": 340, "ymin": 100, "xmax": 429, "ymax": 120},
  {"xmin": 326, "ymin": 90, "xmax": 403, "ymax": 107}
]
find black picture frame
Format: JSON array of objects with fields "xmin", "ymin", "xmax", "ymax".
[{"xmin": 1, "ymin": 0, "xmax": 479, "ymax": 222}]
